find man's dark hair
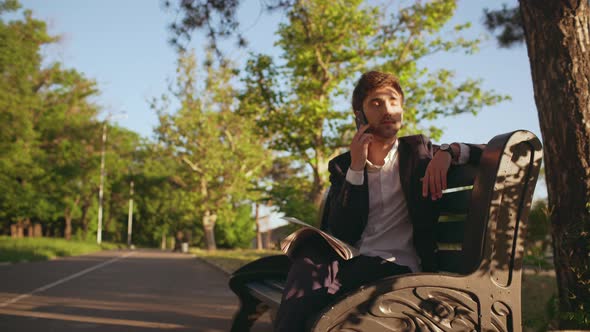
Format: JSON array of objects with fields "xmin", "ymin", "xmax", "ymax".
[{"xmin": 352, "ymin": 71, "xmax": 404, "ymax": 113}]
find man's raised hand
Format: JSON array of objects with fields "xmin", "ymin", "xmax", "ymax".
[{"xmin": 350, "ymin": 123, "xmax": 373, "ymax": 171}]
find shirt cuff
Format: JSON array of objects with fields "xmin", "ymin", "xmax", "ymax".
[
  {"xmin": 345, "ymin": 168, "xmax": 364, "ymax": 185},
  {"xmin": 456, "ymin": 143, "xmax": 470, "ymax": 165}
]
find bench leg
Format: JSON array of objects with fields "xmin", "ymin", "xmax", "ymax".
[{"xmin": 230, "ymin": 299, "xmax": 269, "ymax": 332}]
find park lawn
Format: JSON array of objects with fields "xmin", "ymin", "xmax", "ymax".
[
  {"xmin": 191, "ymin": 248, "xmax": 280, "ymax": 274},
  {"xmin": 195, "ymin": 248, "xmax": 558, "ymax": 331},
  {"xmin": 0, "ymin": 236, "xmax": 122, "ymax": 263},
  {"xmin": 522, "ymin": 271, "xmax": 559, "ymax": 331}
]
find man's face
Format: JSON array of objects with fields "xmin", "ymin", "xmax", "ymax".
[{"xmin": 361, "ymin": 86, "xmax": 403, "ymax": 139}]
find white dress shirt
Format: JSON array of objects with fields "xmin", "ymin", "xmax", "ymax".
[{"xmin": 345, "ymin": 141, "xmax": 470, "ymax": 273}]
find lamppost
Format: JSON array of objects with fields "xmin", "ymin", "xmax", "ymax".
[
  {"xmin": 97, "ymin": 113, "xmax": 126, "ymax": 245},
  {"xmin": 127, "ymin": 180, "xmax": 134, "ymax": 247}
]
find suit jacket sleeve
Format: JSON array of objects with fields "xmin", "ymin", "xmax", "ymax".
[
  {"xmin": 431, "ymin": 142, "xmax": 486, "ymax": 166},
  {"xmin": 321, "ymin": 155, "xmax": 367, "ymax": 246},
  {"xmin": 464, "ymin": 143, "xmax": 485, "ymax": 165}
]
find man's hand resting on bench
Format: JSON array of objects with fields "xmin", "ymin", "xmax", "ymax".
[{"xmin": 422, "ymin": 150, "xmax": 452, "ymax": 201}]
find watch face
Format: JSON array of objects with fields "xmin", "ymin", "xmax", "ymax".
[{"xmin": 439, "ymin": 143, "xmax": 454, "ymax": 159}]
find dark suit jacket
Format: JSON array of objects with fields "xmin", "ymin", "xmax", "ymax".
[{"xmin": 320, "ymin": 135, "xmax": 484, "ymax": 272}]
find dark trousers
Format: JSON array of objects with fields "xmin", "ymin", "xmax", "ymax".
[{"xmin": 274, "ymin": 236, "xmax": 411, "ymax": 332}]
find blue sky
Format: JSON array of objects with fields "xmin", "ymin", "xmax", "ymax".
[
  {"xmin": 20, "ymin": 0, "xmax": 538, "ymax": 142},
  {"xmin": 16, "ymin": 0, "xmax": 545, "ymax": 226}
]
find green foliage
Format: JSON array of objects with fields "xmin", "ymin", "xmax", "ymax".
[
  {"xmin": 152, "ymin": 50, "xmax": 272, "ymax": 249},
  {"xmin": 0, "ymin": 2, "xmax": 143, "ymax": 245},
  {"xmin": 520, "ymin": 274, "xmax": 559, "ymax": 331},
  {"xmin": 561, "ymin": 211, "xmax": 590, "ymax": 328},
  {"xmin": 240, "ymin": 0, "xmax": 508, "ymax": 212},
  {"xmin": 215, "ymin": 204, "xmax": 256, "ymax": 249},
  {"xmin": 0, "ymin": 236, "xmax": 122, "ymax": 263},
  {"xmin": 524, "ymin": 199, "xmax": 552, "ymax": 269},
  {"xmin": 0, "ymin": 1, "xmax": 54, "ymax": 224},
  {"xmin": 126, "ymin": 143, "xmax": 194, "ymax": 247},
  {"xmin": 528, "ymin": 200, "xmax": 551, "ymax": 244},
  {"xmin": 270, "ymin": 174, "xmax": 319, "ymax": 226},
  {"xmin": 526, "ymin": 199, "xmax": 588, "ymax": 330},
  {"xmin": 0, "ymin": 0, "xmax": 511, "ymax": 252},
  {"xmin": 0, "ymin": 0, "xmax": 20, "ymax": 13}
]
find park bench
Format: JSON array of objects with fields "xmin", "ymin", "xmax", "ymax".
[{"xmin": 229, "ymin": 130, "xmax": 543, "ymax": 332}]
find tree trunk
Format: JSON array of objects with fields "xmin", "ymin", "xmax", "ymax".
[
  {"xmin": 255, "ymin": 203, "xmax": 263, "ymax": 250},
  {"xmin": 203, "ymin": 210, "xmax": 217, "ymax": 251},
  {"xmin": 519, "ymin": 1, "xmax": 590, "ymax": 328},
  {"xmin": 64, "ymin": 196, "xmax": 80, "ymax": 241},
  {"xmin": 80, "ymin": 197, "xmax": 91, "ymax": 239},
  {"xmin": 104, "ymin": 196, "xmax": 114, "ymax": 238},
  {"xmin": 13, "ymin": 220, "xmax": 24, "ymax": 238},
  {"xmin": 266, "ymin": 227, "xmax": 272, "ymax": 249},
  {"xmin": 64, "ymin": 212, "xmax": 72, "ymax": 240},
  {"xmin": 25, "ymin": 218, "xmax": 33, "ymax": 237},
  {"xmin": 33, "ymin": 223, "xmax": 42, "ymax": 237},
  {"xmin": 310, "ymin": 138, "xmax": 328, "ymax": 209},
  {"xmin": 310, "ymin": 174, "xmax": 328, "ymax": 210}
]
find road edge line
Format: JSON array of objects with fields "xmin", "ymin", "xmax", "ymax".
[{"xmin": 0, "ymin": 251, "xmax": 135, "ymax": 308}]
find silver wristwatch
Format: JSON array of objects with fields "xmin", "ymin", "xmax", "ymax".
[{"xmin": 439, "ymin": 143, "xmax": 455, "ymax": 160}]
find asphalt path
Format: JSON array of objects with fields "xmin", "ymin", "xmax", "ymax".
[{"xmin": 0, "ymin": 250, "xmax": 272, "ymax": 332}]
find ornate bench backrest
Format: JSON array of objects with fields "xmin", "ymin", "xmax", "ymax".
[
  {"xmin": 434, "ymin": 131, "xmax": 542, "ymax": 276},
  {"xmin": 463, "ymin": 130, "xmax": 542, "ymax": 279}
]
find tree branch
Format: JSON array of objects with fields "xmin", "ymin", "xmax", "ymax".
[{"xmin": 182, "ymin": 156, "xmax": 203, "ymax": 174}]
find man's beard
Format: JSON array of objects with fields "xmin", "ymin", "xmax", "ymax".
[{"xmin": 373, "ymin": 122, "xmax": 402, "ymax": 139}]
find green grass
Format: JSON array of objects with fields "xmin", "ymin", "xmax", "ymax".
[
  {"xmin": 195, "ymin": 248, "xmax": 558, "ymax": 330},
  {"xmin": 0, "ymin": 236, "xmax": 123, "ymax": 263},
  {"xmin": 522, "ymin": 271, "xmax": 558, "ymax": 331},
  {"xmin": 191, "ymin": 248, "xmax": 281, "ymax": 274}
]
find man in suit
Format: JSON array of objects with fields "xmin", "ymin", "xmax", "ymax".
[{"xmin": 274, "ymin": 71, "xmax": 483, "ymax": 331}]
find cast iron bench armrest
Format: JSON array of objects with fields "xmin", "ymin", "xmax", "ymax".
[
  {"xmin": 247, "ymin": 281, "xmax": 284, "ymax": 306},
  {"xmin": 244, "ymin": 278, "xmax": 286, "ymax": 306},
  {"xmin": 310, "ymin": 272, "xmax": 508, "ymax": 331},
  {"xmin": 229, "ymin": 255, "xmax": 290, "ymax": 331}
]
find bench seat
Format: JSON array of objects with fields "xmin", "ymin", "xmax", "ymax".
[{"xmin": 229, "ymin": 130, "xmax": 543, "ymax": 332}]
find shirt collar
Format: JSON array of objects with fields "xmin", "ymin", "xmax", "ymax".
[{"xmin": 366, "ymin": 139, "xmax": 399, "ymax": 172}]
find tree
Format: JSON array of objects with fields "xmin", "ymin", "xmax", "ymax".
[
  {"xmin": 239, "ymin": 0, "xmax": 507, "ymax": 212},
  {"xmin": 153, "ymin": 50, "xmax": 271, "ymax": 250},
  {"xmin": 486, "ymin": 1, "xmax": 590, "ymax": 328},
  {"xmin": 0, "ymin": 0, "xmax": 54, "ymax": 230},
  {"xmin": 0, "ymin": 1, "xmax": 142, "ymax": 243},
  {"xmin": 36, "ymin": 68, "xmax": 100, "ymax": 240},
  {"xmin": 129, "ymin": 143, "xmax": 198, "ymax": 247},
  {"xmin": 0, "ymin": 0, "xmax": 102, "ymax": 238}
]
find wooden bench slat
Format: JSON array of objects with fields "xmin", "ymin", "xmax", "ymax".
[
  {"xmin": 436, "ymin": 220, "xmax": 465, "ymax": 243},
  {"xmin": 436, "ymin": 250, "xmax": 463, "ymax": 273},
  {"xmin": 438, "ymin": 190, "xmax": 472, "ymax": 214},
  {"xmin": 246, "ymin": 281, "xmax": 283, "ymax": 307},
  {"xmin": 437, "ymin": 213, "xmax": 467, "ymax": 222},
  {"xmin": 437, "ymin": 243, "xmax": 462, "ymax": 251},
  {"xmin": 265, "ymin": 279, "xmax": 286, "ymax": 291}
]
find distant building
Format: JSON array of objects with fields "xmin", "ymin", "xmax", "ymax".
[{"xmin": 252, "ymin": 224, "xmax": 293, "ymax": 250}]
